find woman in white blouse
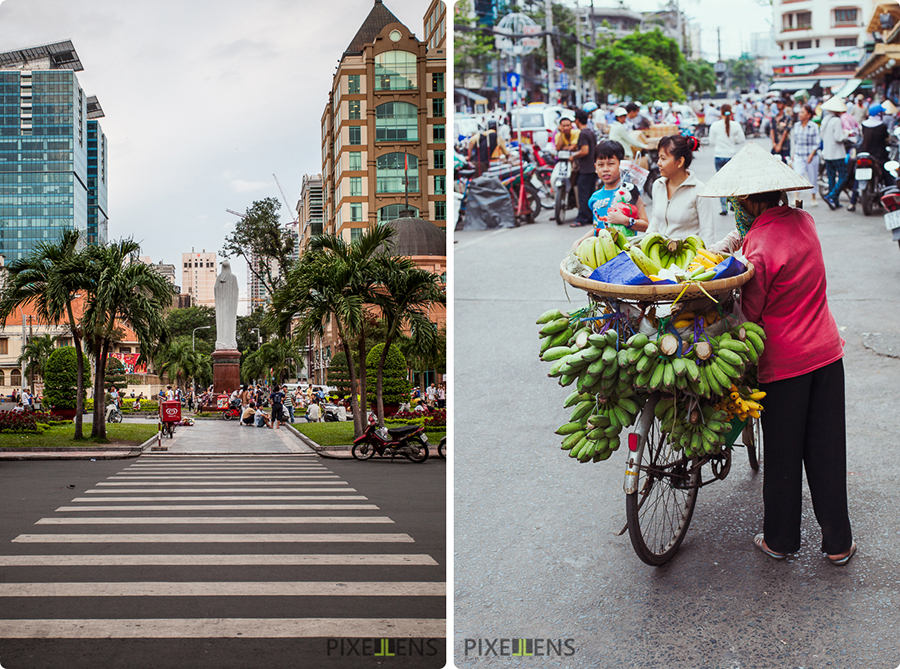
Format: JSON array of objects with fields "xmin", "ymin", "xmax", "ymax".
[
  {"xmin": 646, "ymin": 134, "xmax": 716, "ymax": 243},
  {"xmin": 708, "ymin": 103, "xmax": 746, "ymax": 215}
]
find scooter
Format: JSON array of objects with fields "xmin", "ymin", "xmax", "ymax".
[
  {"xmin": 437, "ymin": 436, "xmax": 446, "ymax": 459},
  {"xmin": 880, "ymin": 187, "xmax": 900, "ymax": 251},
  {"xmin": 106, "ymin": 402, "xmax": 123, "ymax": 423},
  {"xmin": 855, "ymin": 154, "xmax": 900, "ymax": 215},
  {"xmin": 351, "ymin": 414, "xmax": 429, "ymax": 463},
  {"xmin": 552, "ymin": 149, "xmax": 574, "ymax": 224},
  {"xmin": 221, "ymin": 397, "xmax": 242, "ymax": 420}
]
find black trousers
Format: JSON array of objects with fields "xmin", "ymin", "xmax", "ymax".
[
  {"xmin": 760, "ymin": 359, "xmax": 852, "ymax": 555},
  {"xmin": 574, "ymin": 172, "xmax": 597, "ymax": 225}
]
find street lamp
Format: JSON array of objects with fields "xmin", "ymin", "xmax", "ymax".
[
  {"xmin": 249, "ymin": 328, "xmax": 261, "ymax": 386},
  {"xmin": 192, "ymin": 326, "xmax": 211, "ymax": 398}
]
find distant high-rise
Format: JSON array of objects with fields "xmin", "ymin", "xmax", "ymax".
[
  {"xmin": 298, "ymin": 174, "xmax": 324, "ymax": 254},
  {"xmin": 182, "ymin": 249, "xmax": 217, "ymax": 308},
  {"xmin": 0, "ymin": 41, "xmax": 108, "ymax": 261}
]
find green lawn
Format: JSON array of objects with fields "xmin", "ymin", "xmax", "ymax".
[
  {"xmin": 292, "ymin": 421, "xmax": 445, "ymax": 447},
  {"xmin": 0, "ymin": 423, "xmax": 158, "ymax": 448}
]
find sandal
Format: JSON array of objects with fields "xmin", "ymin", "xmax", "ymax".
[
  {"xmin": 569, "ymin": 221, "xmax": 591, "ymax": 228},
  {"xmin": 753, "ymin": 533, "xmax": 787, "ymax": 560},
  {"xmin": 828, "ymin": 541, "xmax": 857, "ymax": 566}
]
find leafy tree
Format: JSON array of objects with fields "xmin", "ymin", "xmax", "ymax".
[
  {"xmin": 327, "ymin": 350, "xmax": 355, "ymax": 395},
  {"xmin": 17, "ymin": 334, "xmax": 55, "ymax": 394},
  {"xmin": 618, "ymin": 29, "xmax": 684, "ymax": 76},
  {"xmin": 680, "ymin": 60, "xmax": 717, "ymax": 97},
  {"xmin": 77, "ymin": 239, "xmax": 173, "ymax": 442},
  {"xmin": 237, "ymin": 308, "xmax": 272, "ymax": 355},
  {"xmin": 241, "ymin": 348, "xmax": 268, "ymax": 386},
  {"xmin": 400, "ymin": 325, "xmax": 447, "ymax": 396},
  {"xmin": 165, "ymin": 306, "xmax": 215, "ymax": 352},
  {"xmin": 370, "ymin": 256, "xmax": 445, "ymax": 426},
  {"xmin": 365, "ymin": 344, "xmax": 410, "ymax": 408},
  {"xmin": 583, "ymin": 46, "xmax": 684, "ymax": 102},
  {"xmin": 454, "ymin": 0, "xmax": 497, "ymax": 84},
  {"xmin": 0, "ymin": 230, "xmax": 89, "ymax": 439},
  {"xmin": 256, "ymin": 336, "xmax": 304, "ymax": 386},
  {"xmin": 729, "ymin": 55, "xmax": 759, "ymax": 93},
  {"xmin": 221, "ymin": 197, "xmax": 295, "ymax": 301},
  {"xmin": 155, "ymin": 338, "xmax": 210, "ymax": 393},
  {"xmin": 43, "ymin": 346, "xmax": 87, "ymax": 412},
  {"xmin": 105, "ymin": 357, "xmax": 127, "ymax": 393}
]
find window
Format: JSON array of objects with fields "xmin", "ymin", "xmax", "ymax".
[
  {"xmin": 435, "ymin": 199, "xmax": 446, "ymax": 221},
  {"xmin": 351, "ymin": 202, "xmax": 363, "ymax": 221},
  {"xmin": 782, "ymin": 13, "xmax": 793, "ymax": 30},
  {"xmin": 796, "ymin": 11, "xmax": 811, "ymax": 28},
  {"xmin": 376, "ymin": 153, "xmax": 419, "ymax": 193},
  {"xmin": 797, "ymin": 39, "xmax": 812, "ymax": 49},
  {"xmin": 379, "ymin": 204, "xmax": 418, "ymax": 221},
  {"xmin": 349, "ymin": 151, "xmax": 362, "ymax": 171},
  {"xmin": 834, "ymin": 8, "xmax": 857, "ymax": 25},
  {"xmin": 349, "ymin": 176, "xmax": 362, "ymax": 196},
  {"xmin": 0, "ymin": 370, "xmax": 4, "ymax": 386},
  {"xmin": 348, "ymin": 100, "xmax": 361, "ymax": 120},
  {"xmin": 433, "ymin": 124, "xmax": 445, "ymax": 142},
  {"xmin": 375, "ymin": 51, "xmax": 417, "ymax": 91},
  {"xmin": 432, "ymin": 97, "xmax": 445, "ymax": 117},
  {"xmin": 835, "ymin": 37, "xmax": 858, "ymax": 47},
  {"xmin": 348, "ymin": 74, "xmax": 360, "ymax": 94},
  {"xmin": 349, "ymin": 125, "xmax": 361, "ymax": 145},
  {"xmin": 10, "ymin": 368, "xmax": 20, "ymax": 387},
  {"xmin": 432, "ymin": 72, "xmax": 444, "ymax": 92},
  {"xmin": 375, "ymin": 102, "xmax": 418, "ymax": 141},
  {"xmin": 434, "ymin": 149, "xmax": 445, "ymax": 170},
  {"xmin": 350, "ymin": 227, "xmax": 364, "ymax": 243},
  {"xmin": 434, "ymin": 174, "xmax": 446, "ymax": 195},
  {"xmin": 0, "ymin": 339, "xmax": 7, "ymax": 355}
]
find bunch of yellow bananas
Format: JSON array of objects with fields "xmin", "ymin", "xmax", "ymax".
[
  {"xmin": 715, "ymin": 384, "xmax": 765, "ymax": 421},
  {"xmin": 672, "ymin": 309, "xmax": 721, "ymax": 329}
]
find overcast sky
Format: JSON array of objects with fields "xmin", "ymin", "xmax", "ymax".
[{"xmin": 0, "ymin": 0, "xmax": 431, "ymax": 314}]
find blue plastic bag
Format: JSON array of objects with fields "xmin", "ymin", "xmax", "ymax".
[
  {"xmin": 709, "ymin": 255, "xmax": 746, "ymax": 280},
  {"xmin": 589, "ymin": 251, "xmax": 675, "ymax": 285}
]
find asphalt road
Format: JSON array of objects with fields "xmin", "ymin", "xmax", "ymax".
[
  {"xmin": 0, "ymin": 453, "xmax": 445, "ymax": 668},
  {"xmin": 454, "ymin": 138, "xmax": 900, "ymax": 668}
]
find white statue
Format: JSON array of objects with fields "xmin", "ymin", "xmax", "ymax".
[{"xmin": 214, "ymin": 260, "xmax": 239, "ymax": 350}]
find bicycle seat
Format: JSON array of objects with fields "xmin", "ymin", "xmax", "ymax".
[
  {"xmin": 387, "ymin": 425, "xmax": 420, "ymax": 437},
  {"xmin": 458, "ymin": 168, "xmax": 476, "ymax": 179}
]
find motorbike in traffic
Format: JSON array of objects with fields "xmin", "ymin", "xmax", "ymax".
[
  {"xmin": 855, "ymin": 153, "xmax": 900, "ymax": 215},
  {"xmin": 552, "ymin": 149, "xmax": 575, "ymax": 224},
  {"xmin": 351, "ymin": 414, "xmax": 429, "ymax": 463},
  {"xmin": 880, "ymin": 187, "xmax": 900, "ymax": 251}
]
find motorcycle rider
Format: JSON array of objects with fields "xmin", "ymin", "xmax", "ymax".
[
  {"xmin": 770, "ymin": 98, "xmax": 793, "ymax": 163},
  {"xmin": 608, "ymin": 107, "xmax": 648, "ymax": 160},
  {"xmin": 554, "ymin": 116, "xmax": 579, "ymax": 152},
  {"xmin": 860, "ymin": 104, "xmax": 894, "ymax": 186},
  {"xmin": 467, "ymin": 120, "xmax": 507, "ymax": 177}
]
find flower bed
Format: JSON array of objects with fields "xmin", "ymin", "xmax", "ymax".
[{"xmin": 388, "ymin": 408, "xmax": 446, "ymax": 428}]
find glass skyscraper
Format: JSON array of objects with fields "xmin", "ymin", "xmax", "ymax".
[{"xmin": 0, "ymin": 41, "xmax": 107, "ymax": 262}]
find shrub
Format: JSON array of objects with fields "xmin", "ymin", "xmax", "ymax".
[
  {"xmin": 43, "ymin": 347, "xmax": 88, "ymax": 411},
  {"xmin": 389, "ymin": 408, "xmax": 446, "ymax": 427},
  {"xmin": 105, "ymin": 357, "xmax": 127, "ymax": 393},
  {"xmin": 327, "ymin": 351, "xmax": 355, "ymax": 395},
  {"xmin": 365, "ymin": 344, "xmax": 411, "ymax": 407},
  {"xmin": 0, "ymin": 410, "xmax": 38, "ymax": 433}
]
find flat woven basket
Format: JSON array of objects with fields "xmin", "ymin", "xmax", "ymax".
[{"xmin": 559, "ymin": 260, "xmax": 755, "ymax": 303}]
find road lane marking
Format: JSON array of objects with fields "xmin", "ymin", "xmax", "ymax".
[
  {"xmin": 0, "ymin": 582, "xmax": 445, "ymax": 597},
  {"xmin": 108, "ymin": 475, "xmax": 340, "ymax": 480},
  {"xmin": 85, "ymin": 488, "xmax": 355, "ymax": 493},
  {"xmin": 55, "ymin": 504, "xmax": 379, "ymax": 511},
  {"xmin": 96, "ymin": 481, "xmax": 348, "ymax": 486},
  {"xmin": 69, "ymin": 496, "xmax": 368, "ymax": 501},
  {"xmin": 12, "ymin": 533, "xmax": 415, "ymax": 543},
  {"xmin": 35, "ymin": 516, "xmax": 394, "ymax": 525},
  {"xmin": 0, "ymin": 554, "xmax": 438, "ymax": 566},
  {"xmin": 0, "ymin": 618, "xmax": 446, "ymax": 639}
]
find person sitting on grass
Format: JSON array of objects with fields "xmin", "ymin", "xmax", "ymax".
[
  {"xmin": 254, "ymin": 405, "xmax": 272, "ymax": 429},
  {"xmin": 12, "ymin": 401, "xmax": 24, "ymax": 414},
  {"xmin": 305, "ymin": 400, "xmax": 321, "ymax": 423},
  {"xmin": 241, "ymin": 402, "xmax": 257, "ymax": 426}
]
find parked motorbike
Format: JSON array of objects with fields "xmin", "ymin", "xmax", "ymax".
[
  {"xmin": 437, "ymin": 436, "xmax": 446, "ymax": 459},
  {"xmin": 106, "ymin": 403, "xmax": 123, "ymax": 424},
  {"xmin": 351, "ymin": 415, "xmax": 429, "ymax": 463},
  {"xmin": 880, "ymin": 187, "xmax": 900, "ymax": 251},
  {"xmin": 856, "ymin": 153, "xmax": 900, "ymax": 216},
  {"xmin": 221, "ymin": 397, "xmax": 242, "ymax": 420},
  {"xmin": 552, "ymin": 149, "xmax": 574, "ymax": 224}
]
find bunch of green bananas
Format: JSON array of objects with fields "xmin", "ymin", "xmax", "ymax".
[
  {"xmin": 556, "ymin": 389, "xmax": 644, "ymax": 463},
  {"xmin": 574, "ymin": 227, "xmax": 628, "ymax": 270},
  {"xmin": 689, "ymin": 322, "xmax": 767, "ymax": 398},
  {"xmin": 628, "ymin": 234, "xmax": 705, "ymax": 276},
  {"xmin": 655, "ymin": 398, "xmax": 732, "ymax": 457}
]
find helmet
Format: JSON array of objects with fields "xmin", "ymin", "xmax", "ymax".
[
  {"xmin": 583, "ymin": 101, "xmax": 598, "ymax": 113},
  {"xmin": 869, "ymin": 104, "xmax": 886, "ymax": 117},
  {"xmin": 487, "ymin": 119, "xmax": 498, "ymax": 129}
]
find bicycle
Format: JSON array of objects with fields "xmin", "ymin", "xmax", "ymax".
[{"xmin": 160, "ymin": 420, "xmax": 176, "ymax": 439}]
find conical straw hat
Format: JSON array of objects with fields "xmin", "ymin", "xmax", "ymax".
[
  {"xmin": 697, "ymin": 142, "xmax": 813, "ymax": 197},
  {"xmin": 882, "ymin": 99, "xmax": 898, "ymax": 114},
  {"xmin": 821, "ymin": 96, "xmax": 847, "ymax": 113}
]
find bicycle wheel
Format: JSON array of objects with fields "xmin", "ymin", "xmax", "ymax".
[
  {"xmin": 555, "ymin": 187, "xmax": 566, "ymax": 224},
  {"xmin": 525, "ymin": 184, "xmax": 542, "ymax": 218},
  {"xmin": 742, "ymin": 418, "xmax": 762, "ymax": 472},
  {"xmin": 626, "ymin": 396, "xmax": 700, "ymax": 566}
]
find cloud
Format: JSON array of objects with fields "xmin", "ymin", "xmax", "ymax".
[{"xmin": 229, "ymin": 180, "xmax": 270, "ymax": 193}]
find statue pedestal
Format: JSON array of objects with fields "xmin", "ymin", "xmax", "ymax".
[{"xmin": 212, "ymin": 349, "xmax": 242, "ymax": 395}]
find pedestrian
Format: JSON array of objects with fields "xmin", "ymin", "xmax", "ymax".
[
  {"xmin": 270, "ymin": 385, "xmax": 285, "ymax": 429},
  {"xmin": 709, "ymin": 104, "xmax": 746, "ymax": 216},
  {"xmin": 569, "ymin": 108, "xmax": 598, "ymax": 229},
  {"xmin": 769, "ymin": 98, "xmax": 793, "ymax": 164},
  {"xmin": 698, "ymin": 143, "xmax": 856, "ymax": 565},
  {"xmin": 426, "ymin": 382, "xmax": 437, "ymax": 408},
  {"xmin": 820, "ymin": 96, "xmax": 849, "ymax": 210},
  {"xmin": 790, "ymin": 105, "xmax": 820, "ymax": 208},
  {"xmin": 645, "ymin": 134, "xmax": 716, "ymax": 242},
  {"xmin": 436, "ymin": 383, "xmax": 446, "ymax": 409},
  {"xmin": 607, "ymin": 107, "xmax": 647, "ymax": 162},
  {"xmin": 282, "ymin": 385, "xmax": 295, "ymax": 423}
]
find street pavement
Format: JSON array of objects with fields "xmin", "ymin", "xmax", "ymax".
[
  {"xmin": 454, "ymin": 138, "xmax": 900, "ymax": 667},
  {"xmin": 0, "ymin": 424, "xmax": 446, "ymax": 667}
]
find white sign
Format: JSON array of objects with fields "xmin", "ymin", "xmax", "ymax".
[{"xmin": 522, "ymin": 25, "xmax": 541, "ymax": 35}]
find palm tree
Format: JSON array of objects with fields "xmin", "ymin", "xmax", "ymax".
[
  {"xmin": 270, "ymin": 225, "xmax": 395, "ymax": 437},
  {"xmin": 0, "ymin": 230, "xmax": 89, "ymax": 439},
  {"xmin": 257, "ymin": 336, "xmax": 304, "ymax": 386},
  {"xmin": 156, "ymin": 339, "xmax": 207, "ymax": 392},
  {"xmin": 17, "ymin": 334, "xmax": 56, "ymax": 394},
  {"xmin": 76, "ymin": 239, "xmax": 173, "ymax": 441},
  {"xmin": 371, "ymin": 256, "xmax": 445, "ymax": 425}
]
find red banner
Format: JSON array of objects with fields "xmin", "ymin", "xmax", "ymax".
[{"xmin": 110, "ymin": 353, "xmax": 147, "ymax": 374}]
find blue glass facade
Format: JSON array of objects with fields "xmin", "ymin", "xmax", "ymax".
[
  {"xmin": 0, "ymin": 70, "xmax": 90, "ymax": 262},
  {"xmin": 87, "ymin": 120, "xmax": 108, "ymax": 245}
]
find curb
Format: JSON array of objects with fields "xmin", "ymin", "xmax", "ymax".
[
  {"xmin": 283, "ymin": 424, "xmax": 353, "ymax": 459},
  {"xmin": 0, "ymin": 448, "xmax": 142, "ymax": 460}
]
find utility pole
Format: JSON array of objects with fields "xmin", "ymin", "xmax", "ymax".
[
  {"xmin": 717, "ymin": 27, "xmax": 722, "ymax": 63},
  {"xmin": 545, "ymin": 0, "xmax": 555, "ymax": 104},
  {"xmin": 575, "ymin": 2, "xmax": 582, "ymax": 107}
]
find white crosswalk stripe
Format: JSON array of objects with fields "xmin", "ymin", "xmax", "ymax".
[{"xmin": 0, "ymin": 455, "xmax": 444, "ymax": 642}]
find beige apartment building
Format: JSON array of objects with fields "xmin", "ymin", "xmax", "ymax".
[
  {"xmin": 321, "ymin": 0, "xmax": 447, "ymax": 242},
  {"xmin": 181, "ymin": 249, "xmax": 217, "ymax": 308}
]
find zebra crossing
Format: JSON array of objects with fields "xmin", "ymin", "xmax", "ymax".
[{"xmin": 0, "ymin": 454, "xmax": 445, "ymax": 645}]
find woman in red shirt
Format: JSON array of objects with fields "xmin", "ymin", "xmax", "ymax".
[{"xmin": 699, "ymin": 143, "xmax": 856, "ymax": 565}]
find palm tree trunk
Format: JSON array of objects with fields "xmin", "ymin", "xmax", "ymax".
[
  {"xmin": 356, "ymin": 329, "xmax": 368, "ymax": 436},
  {"xmin": 375, "ymin": 335, "xmax": 394, "ymax": 429},
  {"xmin": 333, "ymin": 320, "xmax": 363, "ymax": 438},
  {"xmin": 67, "ymin": 303, "xmax": 84, "ymax": 440}
]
